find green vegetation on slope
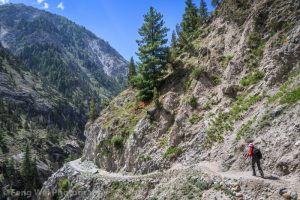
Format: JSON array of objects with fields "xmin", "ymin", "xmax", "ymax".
[
  {"xmin": 205, "ymin": 93, "xmax": 265, "ymax": 146},
  {"xmin": 268, "ymin": 68, "xmax": 300, "ymax": 105}
]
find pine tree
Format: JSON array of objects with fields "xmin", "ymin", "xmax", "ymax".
[
  {"xmin": 21, "ymin": 145, "xmax": 33, "ymax": 190},
  {"xmin": 89, "ymin": 98, "xmax": 97, "ymax": 120},
  {"xmin": 199, "ymin": 0, "xmax": 209, "ymax": 24},
  {"xmin": 136, "ymin": 7, "xmax": 169, "ymax": 101},
  {"xmin": 171, "ymin": 30, "xmax": 178, "ymax": 50},
  {"xmin": 181, "ymin": 0, "xmax": 199, "ymax": 35},
  {"xmin": 169, "ymin": 30, "xmax": 179, "ymax": 61},
  {"xmin": 127, "ymin": 57, "xmax": 137, "ymax": 87},
  {"xmin": 31, "ymin": 157, "xmax": 40, "ymax": 189}
]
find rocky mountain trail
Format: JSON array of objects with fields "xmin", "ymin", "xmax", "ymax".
[{"xmin": 40, "ymin": 159, "xmax": 299, "ymax": 200}]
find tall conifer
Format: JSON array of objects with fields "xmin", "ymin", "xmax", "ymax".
[{"xmin": 136, "ymin": 7, "xmax": 169, "ymax": 101}]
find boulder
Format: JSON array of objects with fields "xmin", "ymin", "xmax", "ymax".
[
  {"xmin": 222, "ymin": 85, "xmax": 240, "ymax": 98},
  {"xmin": 291, "ymin": 192, "xmax": 298, "ymax": 200},
  {"xmin": 270, "ymin": 104, "xmax": 288, "ymax": 118},
  {"xmin": 282, "ymin": 191, "xmax": 291, "ymax": 199},
  {"xmin": 235, "ymin": 192, "xmax": 243, "ymax": 197},
  {"xmin": 279, "ymin": 188, "xmax": 288, "ymax": 195},
  {"xmin": 276, "ymin": 157, "xmax": 291, "ymax": 175},
  {"xmin": 147, "ymin": 107, "xmax": 157, "ymax": 117}
]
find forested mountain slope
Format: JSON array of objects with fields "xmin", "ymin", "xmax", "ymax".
[
  {"xmin": 40, "ymin": 0, "xmax": 300, "ymax": 199},
  {"xmin": 0, "ymin": 3, "xmax": 128, "ymax": 198}
]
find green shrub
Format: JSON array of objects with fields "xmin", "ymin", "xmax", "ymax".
[
  {"xmin": 59, "ymin": 179, "xmax": 69, "ymax": 193},
  {"xmin": 159, "ymin": 135, "xmax": 169, "ymax": 147},
  {"xmin": 280, "ymin": 86, "xmax": 300, "ymax": 105},
  {"xmin": 164, "ymin": 146, "xmax": 182, "ymax": 158},
  {"xmin": 221, "ymin": 54, "xmax": 234, "ymax": 67},
  {"xmin": 183, "ymin": 78, "xmax": 192, "ymax": 92},
  {"xmin": 111, "ymin": 135, "xmax": 124, "ymax": 149},
  {"xmin": 205, "ymin": 94, "xmax": 264, "ymax": 146},
  {"xmin": 290, "ymin": 68, "xmax": 300, "ymax": 78},
  {"xmin": 189, "ymin": 113, "xmax": 202, "ymax": 124},
  {"xmin": 268, "ymin": 68, "xmax": 300, "ymax": 105},
  {"xmin": 240, "ymin": 70, "xmax": 265, "ymax": 86},
  {"xmin": 236, "ymin": 116, "xmax": 256, "ymax": 140},
  {"xmin": 202, "ymin": 101, "xmax": 212, "ymax": 110},
  {"xmin": 213, "ymin": 184, "xmax": 235, "ymax": 197},
  {"xmin": 189, "ymin": 95, "xmax": 198, "ymax": 109},
  {"xmin": 97, "ymin": 139, "xmax": 111, "ymax": 156},
  {"xmin": 191, "ymin": 68, "xmax": 205, "ymax": 80},
  {"xmin": 245, "ymin": 32, "xmax": 265, "ymax": 69},
  {"xmin": 211, "ymin": 74, "xmax": 221, "ymax": 85}
]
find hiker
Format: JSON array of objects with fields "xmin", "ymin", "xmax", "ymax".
[{"xmin": 245, "ymin": 143, "xmax": 264, "ymax": 178}]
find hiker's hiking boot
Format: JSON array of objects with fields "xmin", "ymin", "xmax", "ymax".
[{"xmin": 259, "ymin": 170, "xmax": 264, "ymax": 178}]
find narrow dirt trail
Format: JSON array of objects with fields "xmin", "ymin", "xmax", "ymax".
[{"xmin": 68, "ymin": 159, "xmax": 300, "ymax": 194}]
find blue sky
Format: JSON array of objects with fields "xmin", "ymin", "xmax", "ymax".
[{"xmin": 3, "ymin": 0, "xmax": 214, "ymax": 60}]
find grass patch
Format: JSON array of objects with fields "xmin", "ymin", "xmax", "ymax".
[
  {"xmin": 159, "ymin": 135, "xmax": 169, "ymax": 148},
  {"xmin": 164, "ymin": 146, "xmax": 182, "ymax": 159},
  {"xmin": 189, "ymin": 113, "xmax": 203, "ymax": 124},
  {"xmin": 189, "ymin": 95, "xmax": 198, "ymax": 109},
  {"xmin": 221, "ymin": 54, "xmax": 234, "ymax": 67},
  {"xmin": 102, "ymin": 96, "xmax": 148, "ymax": 135},
  {"xmin": 181, "ymin": 177, "xmax": 234, "ymax": 198},
  {"xmin": 183, "ymin": 78, "xmax": 192, "ymax": 92},
  {"xmin": 211, "ymin": 74, "xmax": 221, "ymax": 85},
  {"xmin": 202, "ymin": 101, "xmax": 212, "ymax": 110},
  {"xmin": 290, "ymin": 69, "xmax": 300, "ymax": 78},
  {"xmin": 245, "ymin": 32, "xmax": 266, "ymax": 69},
  {"xmin": 268, "ymin": 80, "xmax": 293, "ymax": 104},
  {"xmin": 213, "ymin": 184, "xmax": 235, "ymax": 197},
  {"xmin": 240, "ymin": 70, "xmax": 265, "ymax": 86},
  {"xmin": 236, "ymin": 116, "xmax": 256, "ymax": 140},
  {"xmin": 280, "ymin": 86, "xmax": 300, "ymax": 105},
  {"xmin": 191, "ymin": 68, "xmax": 205, "ymax": 80},
  {"xmin": 268, "ymin": 68, "xmax": 300, "ymax": 105}
]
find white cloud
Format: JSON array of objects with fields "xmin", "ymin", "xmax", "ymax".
[
  {"xmin": 36, "ymin": 0, "xmax": 44, "ymax": 4},
  {"xmin": 57, "ymin": 2, "xmax": 64, "ymax": 10},
  {"xmin": 43, "ymin": 2, "xmax": 49, "ymax": 9},
  {"xmin": 0, "ymin": 0, "xmax": 9, "ymax": 4}
]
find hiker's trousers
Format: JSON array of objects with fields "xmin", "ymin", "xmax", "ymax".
[{"xmin": 252, "ymin": 158, "xmax": 264, "ymax": 176}]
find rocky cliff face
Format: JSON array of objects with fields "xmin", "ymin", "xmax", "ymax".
[{"xmin": 40, "ymin": 0, "xmax": 300, "ymax": 199}]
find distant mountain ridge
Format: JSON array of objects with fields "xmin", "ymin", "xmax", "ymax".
[
  {"xmin": 0, "ymin": 3, "xmax": 128, "ymax": 192},
  {"xmin": 0, "ymin": 3, "xmax": 128, "ymax": 98}
]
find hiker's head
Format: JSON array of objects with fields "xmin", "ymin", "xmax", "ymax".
[{"xmin": 248, "ymin": 143, "xmax": 254, "ymax": 148}]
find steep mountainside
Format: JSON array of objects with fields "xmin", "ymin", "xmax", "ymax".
[
  {"xmin": 0, "ymin": 44, "xmax": 81, "ymax": 191},
  {"xmin": 0, "ymin": 3, "xmax": 128, "ymax": 198},
  {"xmin": 0, "ymin": 4, "xmax": 128, "ymax": 103},
  {"xmin": 0, "ymin": 3, "xmax": 128, "ymax": 157},
  {"xmin": 40, "ymin": 0, "xmax": 300, "ymax": 199}
]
